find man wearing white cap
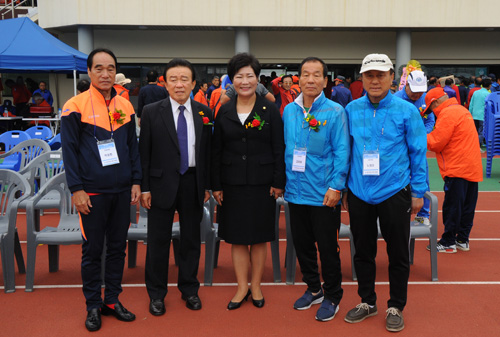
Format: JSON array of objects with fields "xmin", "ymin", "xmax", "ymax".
[
  {"xmin": 394, "ymin": 70, "xmax": 435, "ymax": 226},
  {"xmin": 342, "ymin": 54, "xmax": 427, "ymax": 332},
  {"xmin": 114, "ymin": 73, "xmax": 132, "ymax": 101}
]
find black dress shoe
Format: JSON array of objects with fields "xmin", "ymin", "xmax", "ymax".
[
  {"xmin": 181, "ymin": 294, "xmax": 202, "ymax": 310},
  {"xmin": 149, "ymin": 299, "xmax": 166, "ymax": 316},
  {"xmin": 227, "ymin": 290, "xmax": 251, "ymax": 310},
  {"xmin": 252, "ymin": 296, "xmax": 265, "ymax": 308},
  {"xmin": 101, "ymin": 302, "xmax": 136, "ymax": 322},
  {"xmin": 85, "ymin": 308, "xmax": 101, "ymax": 332}
]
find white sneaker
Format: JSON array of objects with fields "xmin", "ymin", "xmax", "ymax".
[
  {"xmin": 414, "ymin": 216, "xmax": 430, "ymax": 226},
  {"xmin": 456, "ymin": 240, "xmax": 470, "ymax": 251},
  {"xmin": 427, "ymin": 243, "xmax": 457, "ymax": 253}
]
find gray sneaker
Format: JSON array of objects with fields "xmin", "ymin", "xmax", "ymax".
[
  {"xmin": 456, "ymin": 240, "xmax": 470, "ymax": 251},
  {"xmin": 344, "ymin": 303, "xmax": 378, "ymax": 323},
  {"xmin": 386, "ymin": 307, "xmax": 404, "ymax": 332}
]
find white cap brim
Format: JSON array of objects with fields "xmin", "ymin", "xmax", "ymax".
[
  {"xmin": 408, "ymin": 82, "xmax": 427, "ymax": 93},
  {"xmin": 359, "ymin": 64, "xmax": 393, "ymax": 73}
]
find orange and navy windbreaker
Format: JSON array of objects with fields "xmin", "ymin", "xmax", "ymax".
[
  {"xmin": 61, "ymin": 84, "xmax": 141, "ymax": 193},
  {"xmin": 113, "ymin": 83, "xmax": 130, "ymax": 101},
  {"xmin": 194, "ymin": 89, "xmax": 208, "ymax": 106},
  {"xmin": 427, "ymin": 98, "xmax": 483, "ymax": 182},
  {"xmin": 209, "ymin": 86, "xmax": 223, "ymax": 118}
]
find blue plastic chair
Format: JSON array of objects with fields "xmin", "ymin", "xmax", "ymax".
[
  {"xmin": 0, "ymin": 131, "xmax": 31, "ymax": 171},
  {"xmin": 25, "ymin": 126, "xmax": 53, "ymax": 142},
  {"xmin": 48, "ymin": 134, "xmax": 61, "ymax": 150},
  {"xmin": 484, "ymin": 92, "xmax": 500, "ymax": 177}
]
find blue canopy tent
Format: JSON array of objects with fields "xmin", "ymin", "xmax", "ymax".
[{"xmin": 0, "ymin": 17, "xmax": 88, "ymax": 96}]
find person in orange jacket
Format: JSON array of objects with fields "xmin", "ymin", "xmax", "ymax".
[
  {"xmin": 114, "ymin": 73, "xmax": 131, "ymax": 100},
  {"xmin": 194, "ymin": 82, "xmax": 209, "ymax": 106},
  {"xmin": 424, "ymin": 87, "xmax": 483, "ymax": 253},
  {"xmin": 271, "ymin": 74, "xmax": 299, "ymax": 116}
]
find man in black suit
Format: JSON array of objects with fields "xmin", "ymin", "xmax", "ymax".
[{"xmin": 139, "ymin": 59, "xmax": 212, "ymax": 316}]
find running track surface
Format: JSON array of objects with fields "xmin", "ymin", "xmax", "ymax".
[{"xmin": 1, "ymin": 189, "xmax": 499, "ymax": 336}]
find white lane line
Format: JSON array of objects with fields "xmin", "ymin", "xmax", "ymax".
[{"xmin": 6, "ymin": 281, "xmax": 500, "ymax": 291}]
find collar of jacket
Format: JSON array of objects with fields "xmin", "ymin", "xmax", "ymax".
[
  {"xmin": 433, "ymin": 97, "xmax": 459, "ymax": 118},
  {"xmin": 294, "ymin": 91, "xmax": 326, "ymax": 112},
  {"xmin": 89, "ymin": 83, "xmax": 117, "ymax": 102},
  {"xmin": 362, "ymin": 90, "xmax": 393, "ymax": 109}
]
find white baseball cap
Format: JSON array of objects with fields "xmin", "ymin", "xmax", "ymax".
[
  {"xmin": 407, "ymin": 70, "xmax": 427, "ymax": 93},
  {"xmin": 360, "ymin": 53, "xmax": 394, "ymax": 73}
]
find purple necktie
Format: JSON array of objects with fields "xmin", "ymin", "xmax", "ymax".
[{"xmin": 177, "ymin": 105, "xmax": 189, "ymax": 175}]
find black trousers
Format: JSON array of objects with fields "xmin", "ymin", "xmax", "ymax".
[
  {"xmin": 441, "ymin": 177, "xmax": 479, "ymax": 246},
  {"xmin": 288, "ymin": 203, "xmax": 343, "ymax": 304},
  {"xmin": 80, "ymin": 191, "xmax": 130, "ymax": 310},
  {"xmin": 347, "ymin": 187, "xmax": 411, "ymax": 311},
  {"xmin": 145, "ymin": 170, "xmax": 202, "ymax": 300}
]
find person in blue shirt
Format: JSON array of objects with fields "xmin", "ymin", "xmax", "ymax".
[
  {"xmin": 394, "ymin": 70, "xmax": 434, "ymax": 226},
  {"xmin": 343, "ymin": 54, "xmax": 427, "ymax": 333},
  {"xmin": 283, "ymin": 57, "xmax": 350, "ymax": 322},
  {"xmin": 32, "ymin": 81, "xmax": 54, "ymax": 106},
  {"xmin": 330, "ymin": 75, "xmax": 353, "ymax": 108}
]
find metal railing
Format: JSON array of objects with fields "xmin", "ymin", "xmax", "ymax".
[{"xmin": 1, "ymin": 0, "xmax": 35, "ymax": 20}]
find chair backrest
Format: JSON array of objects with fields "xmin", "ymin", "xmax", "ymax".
[
  {"xmin": 26, "ymin": 172, "xmax": 76, "ymax": 232},
  {"xmin": 19, "ymin": 150, "xmax": 64, "ymax": 196},
  {"xmin": 48, "ymin": 133, "xmax": 61, "ymax": 151},
  {"xmin": 25, "ymin": 126, "xmax": 53, "ymax": 141},
  {"xmin": 0, "ymin": 131, "xmax": 31, "ymax": 151},
  {"xmin": 0, "ymin": 169, "xmax": 31, "ymax": 226},
  {"xmin": 0, "ymin": 139, "xmax": 51, "ymax": 172}
]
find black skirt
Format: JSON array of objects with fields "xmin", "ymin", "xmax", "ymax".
[{"xmin": 218, "ymin": 184, "xmax": 276, "ymax": 245}]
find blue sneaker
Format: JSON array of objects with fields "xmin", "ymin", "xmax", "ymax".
[
  {"xmin": 293, "ymin": 289, "xmax": 324, "ymax": 310},
  {"xmin": 315, "ymin": 299, "xmax": 339, "ymax": 322}
]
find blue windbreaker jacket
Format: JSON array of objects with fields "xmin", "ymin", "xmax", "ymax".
[
  {"xmin": 345, "ymin": 92, "xmax": 427, "ymax": 204},
  {"xmin": 283, "ymin": 92, "xmax": 350, "ymax": 206}
]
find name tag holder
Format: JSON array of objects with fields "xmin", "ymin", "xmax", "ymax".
[
  {"xmin": 292, "ymin": 147, "xmax": 307, "ymax": 172},
  {"xmin": 363, "ymin": 150, "xmax": 380, "ymax": 176},
  {"xmin": 97, "ymin": 139, "xmax": 120, "ymax": 167}
]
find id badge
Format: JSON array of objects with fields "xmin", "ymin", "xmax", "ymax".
[
  {"xmin": 97, "ymin": 139, "xmax": 120, "ymax": 167},
  {"xmin": 292, "ymin": 147, "xmax": 307, "ymax": 172},
  {"xmin": 363, "ymin": 150, "xmax": 380, "ymax": 176}
]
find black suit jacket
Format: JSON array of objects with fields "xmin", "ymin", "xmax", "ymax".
[
  {"xmin": 140, "ymin": 98, "xmax": 212, "ymax": 209},
  {"xmin": 211, "ymin": 94, "xmax": 285, "ymax": 190}
]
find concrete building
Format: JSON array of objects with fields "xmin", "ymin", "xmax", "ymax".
[{"xmin": 2, "ymin": 0, "xmax": 500, "ymax": 110}]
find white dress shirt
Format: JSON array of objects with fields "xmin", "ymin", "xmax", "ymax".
[{"xmin": 170, "ymin": 97, "xmax": 196, "ymax": 167}]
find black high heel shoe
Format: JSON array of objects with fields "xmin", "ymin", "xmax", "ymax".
[
  {"xmin": 252, "ymin": 294, "xmax": 265, "ymax": 308},
  {"xmin": 227, "ymin": 290, "xmax": 251, "ymax": 310}
]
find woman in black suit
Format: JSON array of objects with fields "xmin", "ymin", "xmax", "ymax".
[{"xmin": 212, "ymin": 53, "xmax": 285, "ymax": 310}]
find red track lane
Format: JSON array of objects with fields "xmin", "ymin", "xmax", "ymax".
[{"xmin": 1, "ymin": 192, "xmax": 499, "ymax": 336}]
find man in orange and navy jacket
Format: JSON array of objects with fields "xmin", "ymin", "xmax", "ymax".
[
  {"xmin": 424, "ymin": 87, "xmax": 482, "ymax": 253},
  {"xmin": 271, "ymin": 74, "xmax": 299, "ymax": 116},
  {"xmin": 61, "ymin": 48, "xmax": 141, "ymax": 332},
  {"xmin": 194, "ymin": 82, "xmax": 209, "ymax": 106}
]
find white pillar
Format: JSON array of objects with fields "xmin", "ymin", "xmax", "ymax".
[
  {"xmin": 395, "ymin": 29, "xmax": 411, "ymax": 78},
  {"xmin": 78, "ymin": 25, "xmax": 94, "ymax": 55},
  {"xmin": 235, "ymin": 28, "xmax": 250, "ymax": 54}
]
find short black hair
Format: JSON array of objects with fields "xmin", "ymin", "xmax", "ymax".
[
  {"xmin": 475, "ymin": 77, "xmax": 483, "ymax": 85},
  {"xmin": 77, "ymin": 79, "xmax": 90, "ymax": 93},
  {"xmin": 146, "ymin": 70, "xmax": 158, "ymax": 83},
  {"xmin": 39, "ymin": 81, "xmax": 47, "ymax": 86},
  {"xmin": 299, "ymin": 57, "xmax": 328, "ymax": 78},
  {"xmin": 444, "ymin": 78, "xmax": 454, "ymax": 86},
  {"xmin": 227, "ymin": 53, "xmax": 261, "ymax": 82},
  {"xmin": 482, "ymin": 77, "xmax": 492, "ymax": 88},
  {"xmin": 282, "ymin": 74, "xmax": 293, "ymax": 82},
  {"xmin": 164, "ymin": 58, "xmax": 196, "ymax": 82},
  {"xmin": 87, "ymin": 48, "xmax": 118, "ymax": 69}
]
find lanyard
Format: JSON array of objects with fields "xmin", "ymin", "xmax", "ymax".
[
  {"xmin": 89, "ymin": 89, "xmax": 116, "ymax": 141},
  {"xmin": 363, "ymin": 101, "xmax": 388, "ymax": 152}
]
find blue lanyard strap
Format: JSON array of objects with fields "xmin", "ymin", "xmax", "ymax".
[
  {"xmin": 89, "ymin": 90, "xmax": 115, "ymax": 141},
  {"xmin": 363, "ymin": 101, "xmax": 388, "ymax": 152}
]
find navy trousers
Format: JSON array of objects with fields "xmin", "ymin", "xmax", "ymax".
[
  {"xmin": 288, "ymin": 203, "xmax": 343, "ymax": 304},
  {"xmin": 440, "ymin": 177, "xmax": 479, "ymax": 246},
  {"xmin": 348, "ymin": 186, "xmax": 411, "ymax": 311},
  {"xmin": 80, "ymin": 191, "xmax": 131, "ymax": 310}
]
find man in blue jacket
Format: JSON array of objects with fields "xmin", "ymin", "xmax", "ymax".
[
  {"xmin": 394, "ymin": 70, "xmax": 434, "ymax": 227},
  {"xmin": 343, "ymin": 54, "xmax": 427, "ymax": 332},
  {"xmin": 283, "ymin": 57, "xmax": 350, "ymax": 322}
]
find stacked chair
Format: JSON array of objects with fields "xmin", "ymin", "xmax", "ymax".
[
  {"xmin": 484, "ymin": 92, "xmax": 500, "ymax": 177},
  {"xmin": 0, "ymin": 170, "xmax": 31, "ymax": 293}
]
